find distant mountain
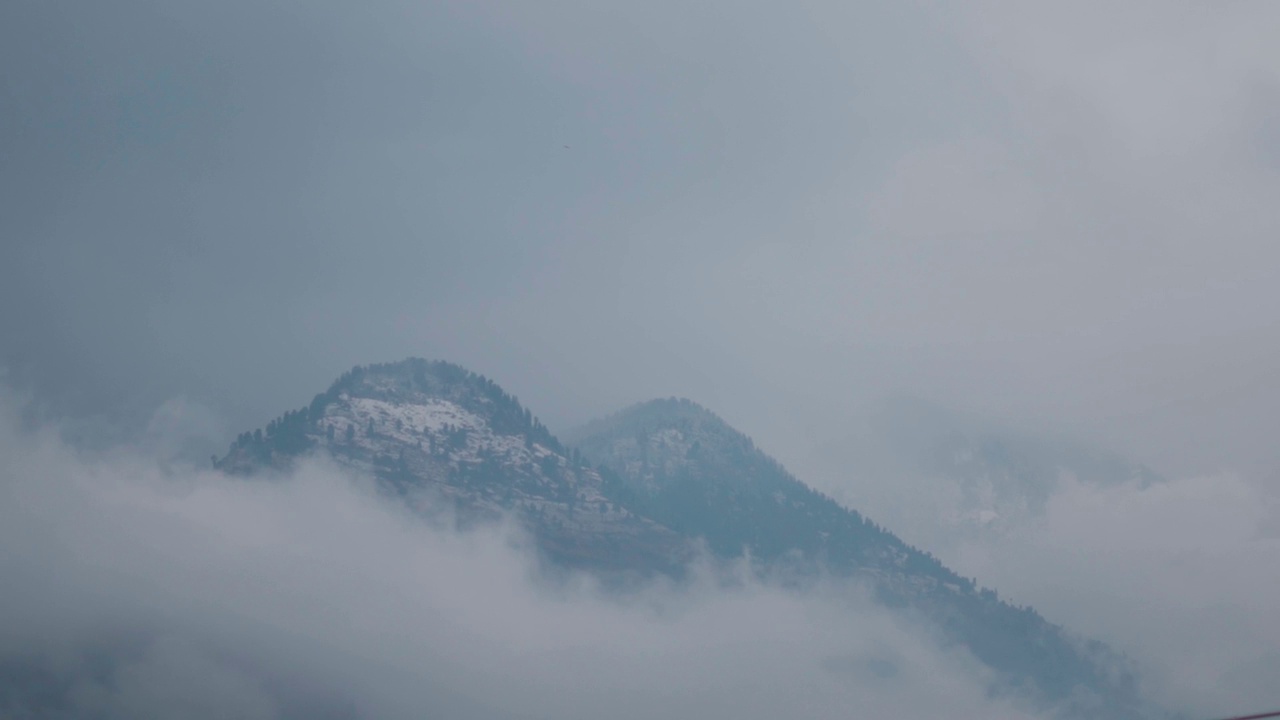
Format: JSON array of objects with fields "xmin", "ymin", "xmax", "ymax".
[
  {"xmin": 567, "ymin": 398, "xmax": 1151, "ymax": 719},
  {"xmin": 806, "ymin": 397, "xmax": 1163, "ymax": 541},
  {"xmin": 218, "ymin": 360, "xmax": 1157, "ymax": 719}
]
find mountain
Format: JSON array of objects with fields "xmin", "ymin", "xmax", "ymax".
[
  {"xmin": 218, "ymin": 360, "xmax": 1155, "ymax": 719},
  {"xmin": 216, "ymin": 359, "xmax": 684, "ymax": 573},
  {"xmin": 567, "ymin": 398, "xmax": 1150, "ymax": 718}
]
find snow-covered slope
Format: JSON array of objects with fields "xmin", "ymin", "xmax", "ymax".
[{"xmin": 216, "ymin": 359, "xmax": 683, "ymax": 572}]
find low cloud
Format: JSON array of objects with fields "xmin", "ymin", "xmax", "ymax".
[
  {"xmin": 916, "ymin": 473, "xmax": 1280, "ymax": 719},
  {"xmin": 0, "ymin": 393, "xmax": 1041, "ymax": 720}
]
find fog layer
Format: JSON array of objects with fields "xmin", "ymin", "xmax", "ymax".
[
  {"xmin": 945, "ymin": 472, "xmax": 1280, "ymax": 719},
  {"xmin": 0, "ymin": 394, "xmax": 1037, "ymax": 720}
]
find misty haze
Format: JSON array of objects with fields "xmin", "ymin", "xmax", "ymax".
[{"xmin": 2, "ymin": 2, "xmax": 1279, "ymax": 719}]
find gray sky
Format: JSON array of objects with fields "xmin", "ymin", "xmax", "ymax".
[
  {"xmin": 4, "ymin": 6, "xmax": 1280, "ymax": 715},
  {"xmin": 4, "ymin": 0, "xmax": 1280, "ymax": 480}
]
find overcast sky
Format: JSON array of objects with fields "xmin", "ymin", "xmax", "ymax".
[
  {"xmin": 5, "ymin": 5, "xmax": 1280, "ymax": 716},
  {"xmin": 4, "ymin": 0, "xmax": 1280, "ymax": 480}
]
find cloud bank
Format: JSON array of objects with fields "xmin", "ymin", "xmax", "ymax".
[
  {"xmin": 955, "ymin": 473, "xmax": 1280, "ymax": 718},
  {"xmin": 867, "ymin": 468, "xmax": 1280, "ymax": 719},
  {"xmin": 0, "ymin": 393, "xmax": 1040, "ymax": 720}
]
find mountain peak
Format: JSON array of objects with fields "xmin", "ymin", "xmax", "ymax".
[
  {"xmin": 566, "ymin": 397, "xmax": 775, "ymax": 504},
  {"xmin": 570, "ymin": 397, "xmax": 1151, "ymax": 719},
  {"xmin": 215, "ymin": 359, "xmax": 683, "ymax": 572},
  {"xmin": 568, "ymin": 396, "xmax": 750, "ymax": 450},
  {"xmin": 577, "ymin": 396, "xmax": 724, "ymax": 430},
  {"xmin": 217, "ymin": 358, "xmax": 563, "ymax": 471}
]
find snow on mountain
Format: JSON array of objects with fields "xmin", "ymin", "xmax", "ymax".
[{"xmin": 216, "ymin": 359, "xmax": 684, "ymax": 572}]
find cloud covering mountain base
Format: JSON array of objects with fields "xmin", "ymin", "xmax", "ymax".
[
  {"xmin": 942, "ymin": 473, "xmax": 1280, "ymax": 718},
  {"xmin": 0, "ymin": 395, "xmax": 1038, "ymax": 720}
]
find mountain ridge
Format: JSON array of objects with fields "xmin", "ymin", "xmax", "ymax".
[
  {"xmin": 568, "ymin": 395, "xmax": 1148, "ymax": 716},
  {"xmin": 216, "ymin": 358, "xmax": 1157, "ymax": 719}
]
